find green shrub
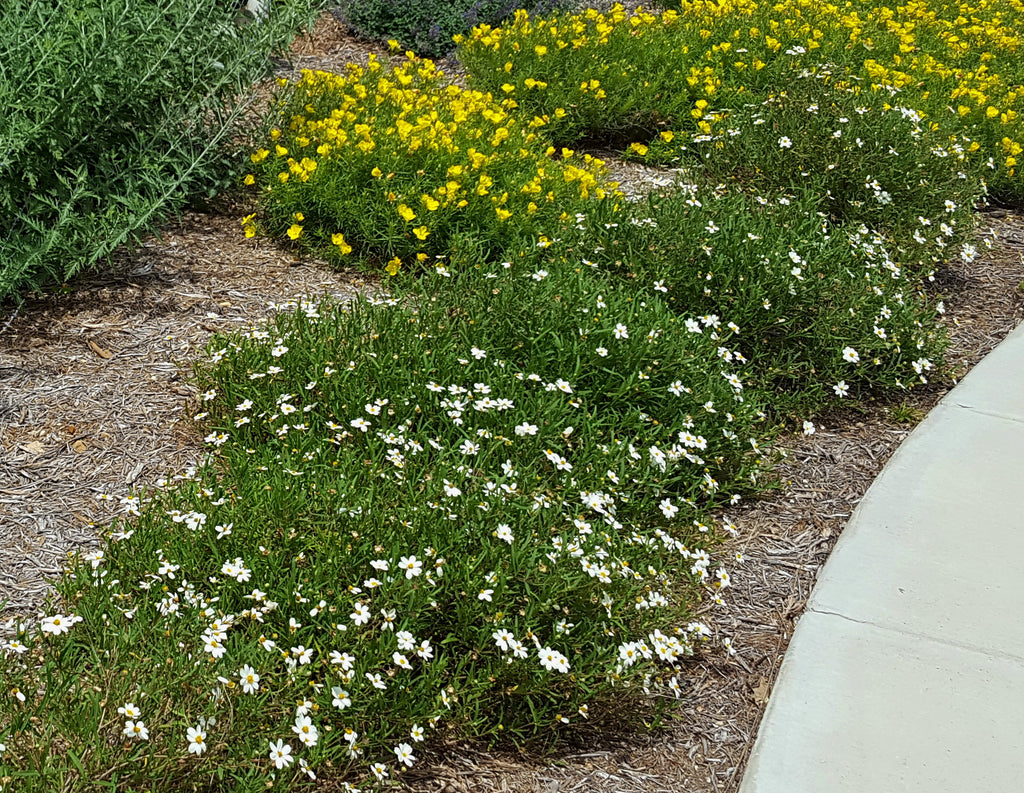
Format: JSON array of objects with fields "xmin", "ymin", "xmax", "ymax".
[
  {"xmin": 340, "ymin": 0, "xmax": 572, "ymax": 59},
  {"xmin": 0, "ymin": 0, "xmax": 322, "ymax": 302}
]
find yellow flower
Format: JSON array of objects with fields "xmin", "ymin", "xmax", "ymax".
[
  {"xmin": 243, "ymin": 174, "xmax": 255, "ymax": 186},
  {"xmin": 660, "ymin": 130, "xmax": 675, "ymax": 142},
  {"xmin": 250, "ymin": 149, "xmax": 269, "ymax": 164},
  {"xmin": 534, "ymin": 45, "xmax": 548, "ymax": 56},
  {"xmin": 413, "ymin": 226, "xmax": 430, "ymax": 240},
  {"xmin": 293, "ymin": 212, "xmax": 304, "ymax": 222},
  {"xmin": 371, "ymin": 167, "xmax": 383, "ymax": 177},
  {"xmin": 385, "ymin": 257, "xmax": 402, "ymax": 276},
  {"xmin": 398, "ymin": 204, "xmax": 416, "ymax": 222},
  {"xmin": 422, "ymin": 195, "xmax": 440, "ymax": 211},
  {"xmin": 286, "ymin": 225, "xmax": 303, "ymax": 240},
  {"xmin": 490, "ymin": 127, "xmax": 510, "ymax": 146},
  {"xmin": 275, "ymin": 145, "xmax": 289, "ymax": 157},
  {"xmin": 495, "ymin": 208, "xmax": 512, "ymax": 221},
  {"xmin": 629, "ymin": 142, "xmax": 649, "ymax": 156},
  {"xmin": 244, "ymin": 225, "xmax": 256, "ymax": 239},
  {"xmin": 332, "ymin": 233, "xmax": 353, "ymax": 254}
]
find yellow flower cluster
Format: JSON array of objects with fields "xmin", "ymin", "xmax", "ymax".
[
  {"xmin": 458, "ymin": 1, "xmax": 1023, "ymax": 188},
  {"xmin": 244, "ymin": 54, "xmax": 616, "ymax": 265}
]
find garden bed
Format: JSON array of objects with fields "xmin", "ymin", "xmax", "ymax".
[
  {"xmin": 3, "ymin": 5, "xmax": 1024, "ymax": 792},
  {"xmin": 2, "ymin": 198, "xmax": 1021, "ymax": 793}
]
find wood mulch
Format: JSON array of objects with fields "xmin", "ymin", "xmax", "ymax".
[{"xmin": 2, "ymin": 11, "xmax": 1024, "ymax": 793}]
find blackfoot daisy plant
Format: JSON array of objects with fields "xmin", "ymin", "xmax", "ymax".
[{"xmin": 1, "ymin": 256, "xmax": 767, "ymax": 790}]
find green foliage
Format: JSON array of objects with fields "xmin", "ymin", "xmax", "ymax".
[
  {"xmin": 457, "ymin": 6, "xmax": 701, "ymax": 146},
  {"xmin": 341, "ymin": 0, "xmax": 572, "ymax": 59},
  {"xmin": 0, "ymin": 0, "xmax": 323, "ymax": 303},
  {"xmin": 633, "ymin": 74, "xmax": 986, "ymax": 255}
]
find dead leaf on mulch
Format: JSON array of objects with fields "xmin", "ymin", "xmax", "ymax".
[
  {"xmin": 87, "ymin": 340, "xmax": 113, "ymax": 359},
  {"xmin": 751, "ymin": 677, "xmax": 771, "ymax": 705}
]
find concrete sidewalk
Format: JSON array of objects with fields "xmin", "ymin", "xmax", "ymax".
[{"xmin": 739, "ymin": 321, "xmax": 1024, "ymax": 793}]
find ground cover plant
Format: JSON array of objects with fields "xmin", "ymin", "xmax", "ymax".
[
  {"xmin": 0, "ymin": 1, "xmax": 1008, "ymax": 790},
  {"xmin": 240, "ymin": 50, "xmax": 963, "ymax": 407},
  {"xmin": 631, "ymin": 72, "xmax": 985, "ymax": 249},
  {"xmin": 0, "ymin": 0, "xmax": 324, "ymax": 302},
  {"xmin": 243, "ymin": 53, "xmax": 612, "ymax": 268},
  {"xmin": 0, "ymin": 258, "xmax": 768, "ymax": 791},
  {"xmin": 555, "ymin": 187, "xmax": 953, "ymax": 406}
]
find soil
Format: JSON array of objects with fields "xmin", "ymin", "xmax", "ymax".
[{"xmin": 2, "ymin": 11, "xmax": 1023, "ymax": 793}]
